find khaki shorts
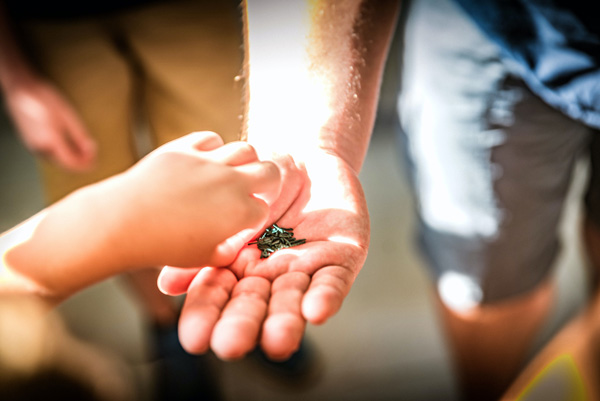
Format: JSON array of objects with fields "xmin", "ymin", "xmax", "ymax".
[
  {"xmin": 19, "ymin": 0, "xmax": 243, "ymax": 203},
  {"xmin": 397, "ymin": 0, "xmax": 599, "ymax": 304}
]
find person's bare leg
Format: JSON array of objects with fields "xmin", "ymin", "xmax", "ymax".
[
  {"xmin": 499, "ymin": 217, "xmax": 600, "ymax": 399},
  {"xmin": 435, "ymin": 279, "xmax": 555, "ymax": 401},
  {"xmin": 583, "ymin": 217, "xmax": 600, "ymax": 293}
]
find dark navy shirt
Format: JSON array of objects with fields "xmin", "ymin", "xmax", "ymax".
[{"xmin": 455, "ymin": 0, "xmax": 600, "ymax": 129}]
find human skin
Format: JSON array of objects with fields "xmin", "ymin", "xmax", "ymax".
[
  {"xmin": 0, "ymin": 131, "xmax": 281, "ymax": 304},
  {"xmin": 0, "ymin": 1, "xmax": 97, "ymax": 171},
  {"xmin": 158, "ymin": 0, "xmax": 401, "ymax": 360}
]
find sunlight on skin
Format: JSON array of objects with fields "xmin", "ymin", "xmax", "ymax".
[
  {"xmin": 1, "ymin": 131, "xmax": 281, "ymax": 305},
  {"xmin": 326, "ymin": 235, "xmax": 361, "ymax": 247},
  {"xmin": 0, "ymin": 213, "xmax": 48, "ymax": 294},
  {"xmin": 153, "ymin": 151, "xmax": 362, "ymax": 292},
  {"xmin": 162, "ymin": 163, "xmax": 368, "ymax": 358},
  {"xmin": 242, "ymin": 0, "xmax": 369, "ymax": 286},
  {"xmin": 242, "ymin": 0, "xmax": 369, "ymax": 289},
  {"xmin": 166, "ymin": 0, "xmax": 402, "ymax": 360},
  {"xmin": 227, "ymin": 153, "xmax": 369, "ymax": 283},
  {"xmin": 244, "ymin": 0, "xmax": 333, "ymax": 161},
  {"xmin": 13, "ymin": 92, "xmax": 46, "ymax": 121},
  {"xmin": 302, "ymin": 153, "xmax": 363, "ymax": 214}
]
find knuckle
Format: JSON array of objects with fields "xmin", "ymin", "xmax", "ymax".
[
  {"xmin": 262, "ymin": 160, "xmax": 281, "ymax": 179},
  {"xmin": 233, "ymin": 141, "xmax": 258, "ymax": 158}
]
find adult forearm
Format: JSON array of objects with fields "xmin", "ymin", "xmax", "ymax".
[{"xmin": 242, "ymin": 0, "xmax": 399, "ymax": 173}]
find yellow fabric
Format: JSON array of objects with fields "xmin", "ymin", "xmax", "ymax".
[{"xmin": 21, "ymin": 0, "xmax": 243, "ymax": 203}]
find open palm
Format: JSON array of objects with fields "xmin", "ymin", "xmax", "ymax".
[{"xmin": 158, "ymin": 151, "xmax": 370, "ymax": 360}]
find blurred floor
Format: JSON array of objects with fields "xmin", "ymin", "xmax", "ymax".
[{"xmin": 0, "ymin": 51, "xmax": 590, "ymax": 401}]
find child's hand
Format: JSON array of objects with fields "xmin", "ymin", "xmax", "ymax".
[
  {"xmin": 111, "ymin": 131, "xmax": 282, "ymax": 268},
  {"xmin": 1, "ymin": 131, "xmax": 279, "ymax": 301}
]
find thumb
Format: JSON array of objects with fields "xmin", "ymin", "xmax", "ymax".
[{"xmin": 157, "ymin": 266, "xmax": 201, "ymax": 295}]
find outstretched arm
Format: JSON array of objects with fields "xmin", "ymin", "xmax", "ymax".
[
  {"xmin": 0, "ymin": 132, "xmax": 280, "ymax": 304},
  {"xmin": 160, "ymin": 0, "xmax": 400, "ymax": 360}
]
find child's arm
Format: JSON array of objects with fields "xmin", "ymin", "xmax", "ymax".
[{"xmin": 0, "ymin": 131, "xmax": 280, "ymax": 304}]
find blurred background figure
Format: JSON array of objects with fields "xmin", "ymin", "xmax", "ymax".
[
  {"xmin": 500, "ymin": 287, "xmax": 600, "ymax": 400},
  {"xmin": 397, "ymin": 0, "xmax": 600, "ymax": 399},
  {"xmin": 0, "ymin": 0, "xmax": 243, "ymax": 399}
]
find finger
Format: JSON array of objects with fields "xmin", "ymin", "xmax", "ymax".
[
  {"xmin": 235, "ymin": 161, "xmax": 282, "ymax": 205},
  {"xmin": 212, "ymin": 227, "xmax": 265, "ymax": 268},
  {"xmin": 157, "ymin": 266, "xmax": 201, "ymax": 295},
  {"xmin": 264, "ymin": 153, "xmax": 306, "ymax": 220},
  {"xmin": 50, "ymin": 138, "xmax": 90, "ymax": 171},
  {"xmin": 302, "ymin": 265, "xmax": 355, "ymax": 325},
  {"xmin": 61, "ymin": 111, "xmax": 97, "ymax": 163},
  {"xmin": 203, "ymin": 141, "xmax": 259, "ymax": 166},
  {"xmin": 178, "ymin": 267, "xmax": 238, "ymax": 354},
  {"xmin": 32, "ymin": 146, "xmax": 53, "ymax": 161},
  {"xmin": 210, "ymin": 276, "xmax": 270, "ymax": 360},
  {"xmin": 189, "ymin": 131, "xmax": 225, "ymax": 151},
  {"xmin": 158, "ymin": 131, "xmax": 224, "ymax": 154},
  {"xmin": 261, "ymin": 272, "xmax": 310, "ymax": 360}
]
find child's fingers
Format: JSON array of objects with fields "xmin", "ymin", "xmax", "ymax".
[
  {"xmin": 203, "ymin": 141, "xmax": 260, "ymax": 166},
  {"xmin": 156, "ymin": 131, "xmax": 224, "ymax": 155},
  {"xmin": 190, "ymin": 131, "xmax": 225, "ymax": 151},
  {"xmin": 183, "ymin": 131, "xmax": 224, "ymax": 151},
  {"xmin": 212, "ymin": 227, "xmax": 263, "ymax": 267},
  {"xmin": 235, "ymin": 161, "xmax": 282, "ymax": 205}
]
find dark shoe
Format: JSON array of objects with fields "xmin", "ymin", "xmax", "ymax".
[
  {"xmin": 150, "ymin": 323, "xmax": 223, "ymax": 401},
  {"xmin": 247, "ymin": 337, "xmax": 324, "ymax": 390}
]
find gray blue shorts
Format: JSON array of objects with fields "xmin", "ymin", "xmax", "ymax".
[{"xmin": 396, "ymin": 0, "xmax": 600, "ymax": 306}]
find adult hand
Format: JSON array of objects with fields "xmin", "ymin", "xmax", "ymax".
[
  {"xmin": 158, "ymin": 150, "xmax": 370, "ymax": 360},
  {"xmin": 2, "ymin": 74, "xmax": 96, "ymax": 171}
]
